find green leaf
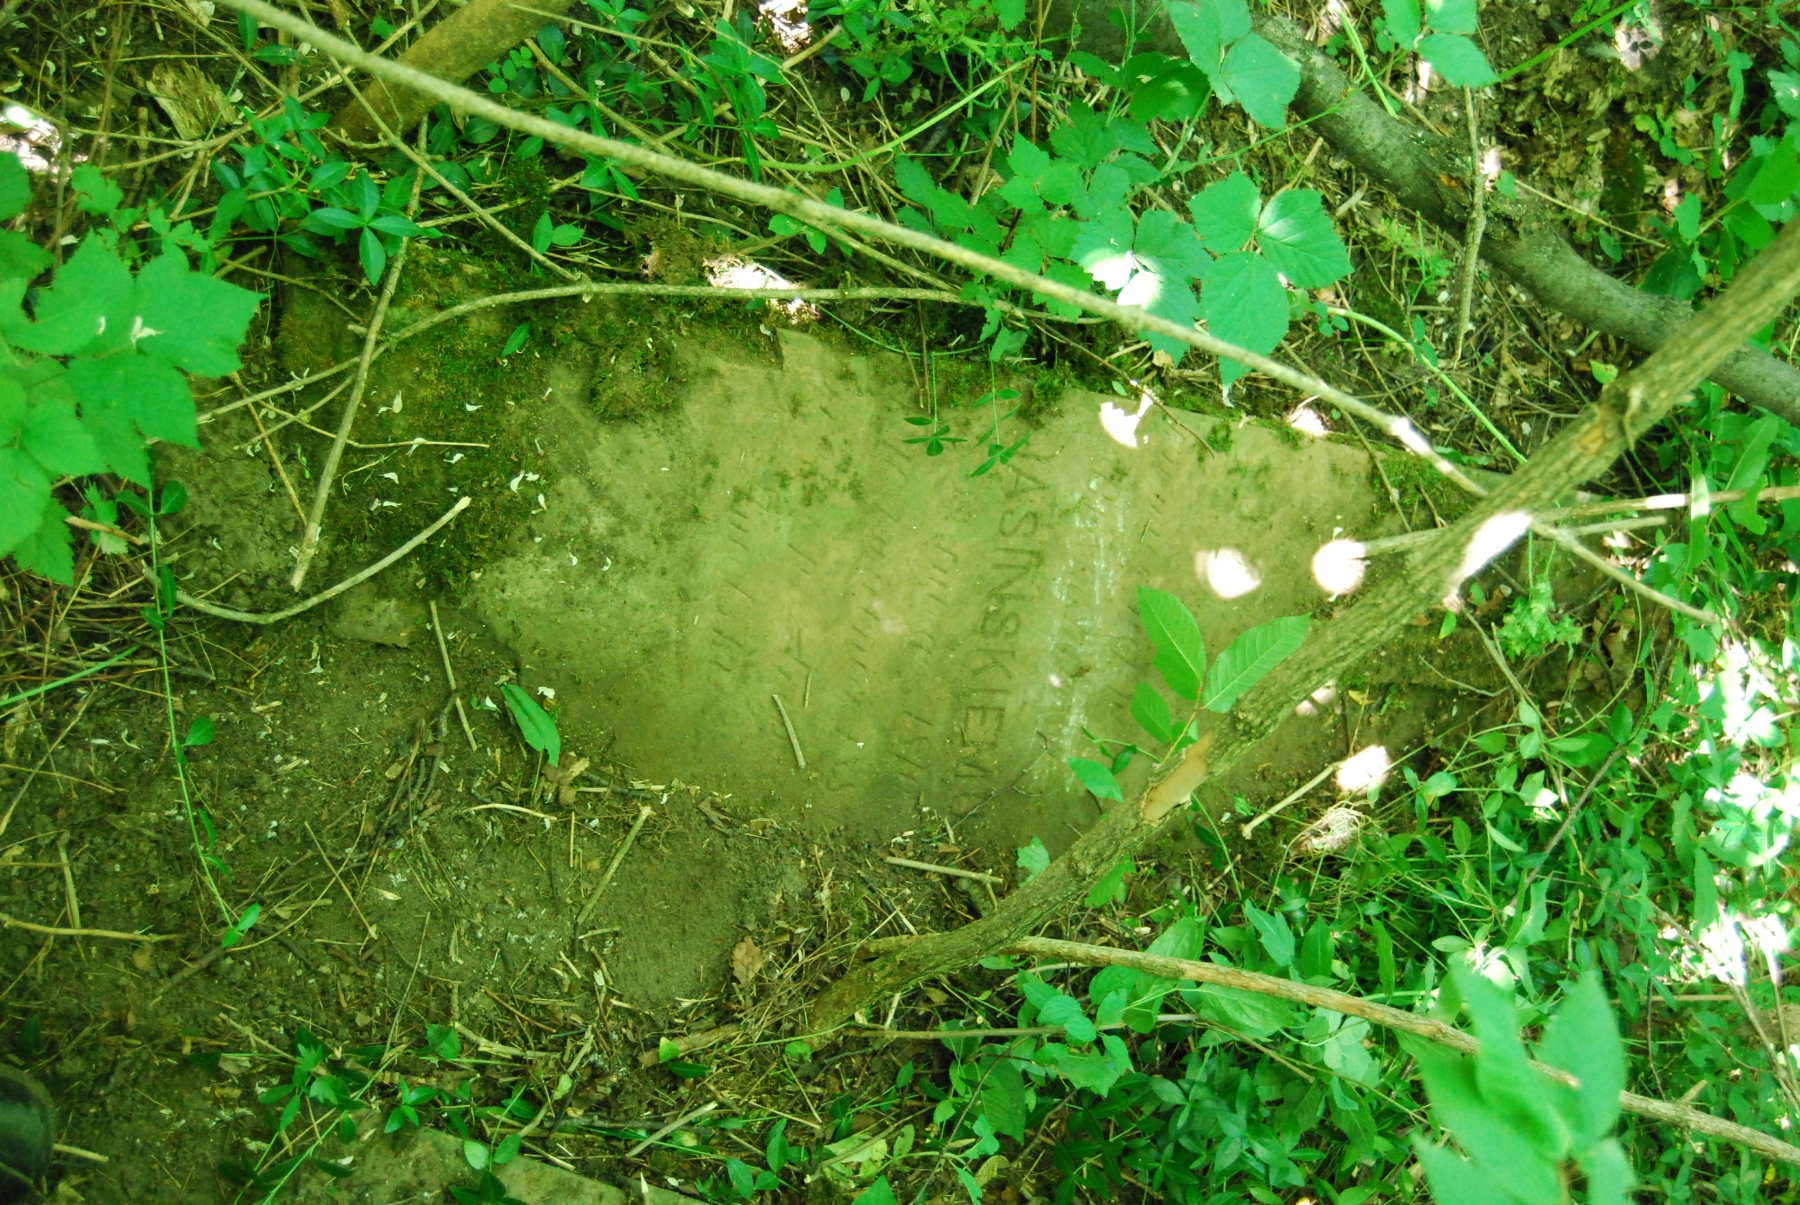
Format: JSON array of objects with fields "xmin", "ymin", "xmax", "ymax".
[
  {"xmin": 220, "ymin": 902, "xmax": 261, "ymax": 949},
  {"xmin": 185, "ymin": 716, "xmax": 217, "ymax": 748},
  {"xmin": 8, "ymin": 494, "xmax": 71, "ymax": 584},
  {"xmin": 23, "ymin": 390, "xmax": 106, "ymax": 477},
  {"xmin": 1578, "ymin": 1139, "xmax": 1635, "ymax": 1205},
  {"xmin": 1130, "ymin": 681, "xmax": 1176, "ymax": 744},
  {"xmin": 1022, "ymin": 974, "xmax": 1098, "ymax": 1041},
  {"xmin": 0, "ymin": 445, "xmax": 52, "ymax": 556},
  {"xmin": 1202, "ymin": 251, "xmax": 1288, "ymax": 384},
  {"xmin": 1412, "ymin": 1041, "xmax": 1563, "ymax": 1204},
  {"xmin": 501, "ymin": 683, "xmax": 561, "ymax": 766},
  {"xmin": 994, "ymin": 0, "xmax": 1026, "ymax": 31},
  {"xmin": 1203, "ymin": 615, "xmax": 1309, "ymax": 712},
  {"xmin": 893, "ymin": 156, "xmax": 938, "ymax": 208},
  {"xmin": 980, "ymin": 1058, "xmax": 1027, "ymax": 1140},
  {"xmin": 0, "ymin": 150, "xmax": 31, "ymax": 221},
  {"xmin": 1194, "ymin": 984, "xmax": 1297, "ymax": 1037},
  {"xmin": 1771, "ymin": 69, "xmax": 1800, "ymax": 119},
  {"xmin": 1535, "ymin": 971, "xmax": 1623, "ymax": 1146},
  {"xmin": 1218, "ymin": 34, "xmax": 1300, "ymax": 128},
  {"xmin": 1016, "ymin": 836, "xmax": 1050, "ymax": 879},
  {"xmin": 1412, "ymin": 1139, "xmax": 1504, "ymax": 1205},
  {"xmin": 69, "ymin": 164, "xmax": 122, "ymax": 216},
  {"xmin": 1256, "ymin": 190, "xmax": 1352, "ymax": 287},
  {"xmin": 851, "ymin": 1179, "xmax": 898, "ymax": 1205},
  {"xmin": 1747, "ymin": 148, "xmax": 1800, "ymax": 206},
  {"xmin": 1243, "ymin": 900, "xmax": 1295, "ymax": 966},
  {"xmin": 78, "ymin": 397, "xmax": 150, "ymax": 485},
  {"xmin": 1322, "ymin": 1015, "xmax": 1379, "ymax": 1085},
  {"xmin": 500, "ymin": 322, "xmax": 531, "ymax": 359},
  {"xmin": 65, "ymin": 354, "xmax": 197, "ymax": 448},
  {"xmin": 1693, "ymin": 848, "xmax": 1718, "ymax": 930},
  {"xmin": 0, "ymin": 232, "xmax": 51, "ymax": 282},
  {"xmin": 532, "ymin": 212, "xmax": 554, "ymax": 253},
  {"xmin": 0, "ymin": 371, "xmax": 19, "ymax": 442},
  {"xmin": 1383, "ymin": 0, "xmax": 1422, "ymax": 48},
  {"xmin": 1137, "ymin": 586, "xmax": 1205, "ymax": 700},
  {"xmin": 1453, "ymin": 965, "xmax": 1571, "ymax": 1164},
  {"xmin": 358, "ymin": 227, "xmax": 386, "ymax": 285},
  {"xmin": 1, "ymin": 236, "xmax": 133, "ymax": 357},
  {"xmin": 1418, "ymin": 33, "xmax": 1497, "ymax": 87},
  {"xmin": 1085, "ymin": 860, "xmax": 1130, "ymax": 908},
  {"xmin": 1187, "ymin": 171, "xmax": 1261, "ymax": 253},
  {"xmin": 133, "ymin": 253, "xmax": 264, "ymax": 376},
  {"xmin": 1068, "ymin": 756, "xmax": 1123, "ymax": 802},
  {"xmin": 1424, "ymin": 0, "xmax": 1480, "ymax": 35}
]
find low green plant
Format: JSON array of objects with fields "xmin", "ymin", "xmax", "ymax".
[
  {"xmin": 501, "ymin": 682, "xmax": 562, "ymax": 766},
  {"xmin": 1496, "ymin": 577, "xmax": 1583, "ymax": 661}
]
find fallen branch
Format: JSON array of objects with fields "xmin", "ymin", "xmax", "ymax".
[
  {"xmin": 0, "ymin": 913, "xmax": 171, "ymax": 943},
  {"xmin": 178, "ymin": 496, "xmax": 471, "ymax": 625},
  {"xmin": 1006, "ymin": 936, "xmax": 1800, "ymax": 1170}
]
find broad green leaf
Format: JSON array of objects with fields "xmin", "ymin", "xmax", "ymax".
[
  {"xmin": 0, "ymin": 150, "xmax": 30, "ymax": 221},
  {"xmin": 1137, "ymin": 586, "xmax": 1205, "ymax": 700},
  {"xmin": 1133, "ymin": 209, "xmax": 1212, "ymax": 282},
  {"xmin": 851, "ymin": 1179, "xmax": 898, "ymax": 1205},
  {"xmin": 1243, "ymin": 900, "xmax": 1295, "ymax": 966},
  {"xmin": 893, "ymin": 156, "xmax": 937, "ymax": 207},
  {"xmin": 1219, "ymin": 34, "xmax": 1300, "ymax": 128},
  {"xmin": 1016, "ymin": 836, "xmax": 1050, "ymax": 879},
  {"xmin": 1382, "ymin": 0, "xmax": 1422, "ymax": 48},
  {"xmin": 501, "ymin": 683, "xmax": 561, "ymax": 766},
  {"xmin": 1037, "ymin": 1036, "xmax": 1132, "ymax": 1094},
  {"xmin": 1148, "ymin": 917, "xmax": 1206, "ymax": 961},
  {"xmin": 1747, "ymin": 148, "xmax": 1800, "ymax": 206},
  {"xmin": 23, "ymin": 392, "xmax": 106, "ymax": 477},
  {"xmin": 133, "ymin": 253, "xmax": 264, "ymax": 376},
  {"xmin": 65, "ymin": 355, "xmax": 196, "ymax": 448},
  {"xmin": 980, "ymin": 1059, "xmax": 1027, "ymax": 1140},
  {"xmin": 1412, "ymin": 1139, "xmax": 1507, "ymax": 1205},
  {"xmin": 1424, "ymin": 0, "xmax": 1480, "ymax": 35},
  {"xmin": 1031, "ymin": 986, "xmax": 1097, "ymax": 1042},
  {"xmin": 1187, "ymin": 171, "xmax": 1261, "ymax": 252},
  {"xmin": 1131, "ymin": 681, "xmax": 1176, "ymax": 744},
  {"xmin": 1256, "ymin": 189, "xmax": 1352, "ymax": 287},
  {"xmin": 69, "ymin": 164, "xmax": 122, "ymax": 215},
  {"xmin": 1, "ymin": 236, "xmax": 133, "ymax": 357},
  {"xmin": 1578, "ymin": 1139, "xmax": 1635, "ymax": 1205},
  {"xmin": 501, "ymin": 322, "xmax": 531, "ymax": 358},
  {"xmin": 0, "ymin": 445, "xmax": 52, "ymax": 555},
  {"xmin": 78, "ymin": 399, "xmax": 149, "ymax": 485},
  {"xmin": 1193, "ymin": 983, "xmax": 1297, "ymax": 1037},
  {"xmin": 1412, "ymin": 1041, "xmax": 1563, "ymax": 1204},
  {"xmin": 1454, "ymin": 965, "xmax": 1571, "ymax": 1161},
  {"xmin": 1322, "ymin": 1016, "xmax": 1379, "ymax": 1085},
  {"xmin": 1693, "ymin": 848, "xmax": 1719, "ymax": 930},
  {"xmin": 1168, "ymin": 0, "xmax": 1226, "ymax": 68},
  {"xmin": 1085, "ymin": 860, "xmax": 1130, "ymax": 907},
  {"xmin": 1772, "ymin": 69, "xmax": 1800, "ymax": 119},
  {"xmin": 8, "ymin": 493, "xmax": 71, "ymax": 583},
  {"xmin": 1535, "ymin": 972, "xmax": 1623, "ymax": 1146},
  {"xmin": 1202, "ymin": 251, "xmax": 1288, "ymax": 384},
  {"xmin": 1049, "ymin": 104, "xmax": 1141, "ymax": 170},
  {"xmin": 0, "ymin": 233, "xmax": 51, "ymax": 282},
  {"xmin": 0, "ymin": 372, "xmax": 19, "ymax": 442},
  {"xmin": 1068, "ymin": 756, "xmax": 1123, "ymax": 802},
  {"xmin": 185, "ymin": 716, "xmax": 217, "ymax": 747},
  {"xmin": 1203, "ymin": 615, "xmax": 1309, "ymax": 712},
  {"xmin": 1418, "ymin": 33, "xmax": 1497, "ymax": 87},
  {"xmin": 1007, "ymin": 137, "xmax": 1052, "ymax": 182},
  {"xmin": 358, "ymin": 227, "xmax": 386, "ymax": 285},
  {"xmin": 1299, "ymin": 916, "xmax": 1335, "ymax": 980}
]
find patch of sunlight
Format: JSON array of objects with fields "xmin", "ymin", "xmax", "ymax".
[
  {"xmin": 1336, "ymin": 745, "xmax": 1390, "ymax": 794},
  {"xmin": 1286, "ymin": 404, "xmax": 1329, "ymax": 437},
  {"xmin": 760, "ymin": 0, "xmax": 810, "ymax": 53},
  {"xmin": 1450, "ymin": 511, "xmax": 1532, "ymax": 596},
  {"xmin": 1197, "ymin": 548, "xmax": 1261, "ymax": 599},
  {"xmin": 1099, "ymin": 391, "xmax": 1154, "ymax": 448},
  {"xmin": 703, "ymin": 256, "xmax": 819, "ymax": 322},
  {"xmin": 1295, "ymin": 680, "xmax": 1338, "ymax": 717},
  {"xmin": 1312, "ymin": 538, "xmax": 1366, "ymax": 596},
  {"xmin": 2, "ymin": 103, "xmax": 64, "ymax": 173}
]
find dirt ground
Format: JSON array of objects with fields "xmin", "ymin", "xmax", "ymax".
[{"xmin": 0, "ymin": 278, "xmax": 1548, "ymax": 1201}]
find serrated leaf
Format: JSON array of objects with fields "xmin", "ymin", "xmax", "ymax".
[
  {"xmin": 1424, "ymin": 0, "xmax": 1480, "ymax": 35},
  {"xmin": 1168, "ymin": 0, "xmax": 1225, "ymax": 68},
  {"xmin": 893, "ymin": 156, "xmax": 938, "ymax": 207},
  {"xmin": 0, "ymin": 447, "xmax": 52, "ymax": 555},
  {"xmin": 0, "ymin": 150, "xmax": 30, "ymax": 221},
  {"xmin": 133, "ymin": 253, "xmax": 264, "ymax": 376},
  {"xmin": 1256, "ymin": 189, "xmax": 1352, "ymax": 287},
  {"xmin": 1219, "ymin": 34, "xmax": 1300, "ymax": 128},
  {"xmin": 65, "ymin": 355, "xmax": 196, "ymax": 447},
  {"xmin": 0, "ymin": 232, "xmax": 50, "ymax": 282},
  {"xmin": 1771, "ymin": 69, "xmax": 1800, "ymax": 119},
  {"xmin": 1007, "ymin": 137, "xmax": 1052, "ymax": 184},
  {"xmin": 980, "ymin": 1059, "xmax": 1027, "ymax": 1140},
  {"xmin": 1204, "ymin": 615, "xmax": 1309, "ymax": 712},
  {"xmin": 1133, "ymin": 209, "xmax": 1212, "ymax": 281},
  {"xmin": 1067, "ymin": 756, "xmax": 1123, "ymax": 802},
  {"xmin": 1016, "ymin": 836, "xmax": 1050, "ymax": 879},
  {"xmin": 1383, "ymin": 0, "xmax": 1422, "ymax": 48},
  {"xmin": 1050, "ymin": 104, "xmax": 1129, "ymax": 170},
  {"xmin": 1188, "ymin": 171, "xmax": 1261, "ymax": 252},
  {"xmin": 1535, "ymin": 971, "xmax": 1623, "ymax": 1146},
  {"xmin": 1201, "ymin": 249, "xmax": 1291, "ymax": 378},
  {"xmin": 70, "ymin": 164, "xmax": 122, "ymax": 215},
  {"xmin": 1418, "ymin": 33, "xmax": 1497, "ymax": 87},
  {"xmin": 1131, "ymin": 681, "xmax": 1176, "ymax": 744},
  {"xmin": 1, "ymin": 237, "xmax": 133, "ymax": 357},
  {"xmin": 1137, "ymin": 586, "xmax": 1205, "ymax": 700},
  {"xmin": 23, "ymin": 392, "xmax": 105, "ymax": 477},
  {"xmin": 79, "ymin": 402, "xmax": 149, "ymax": 485},
  {"xmin": 1412, "ymin": 1139, "xmax": 1505, "ymax": 1205},
  {"xmin": 0, "ymin": 371, "xmax": 19, "ymax": 442},
  {"xmin": 1453, "ymin": 965, "xmax": 1571, "ymax": 1163},
  {"xmin": 10, "ymin": 495, "xmax": 73, "ymax": 584}
]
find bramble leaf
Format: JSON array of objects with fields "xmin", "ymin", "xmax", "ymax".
[
  {"xmin": 1418, "ymin": 33, "xmax": 1497, "ymax": 87},
  {"xmin": 1202, "ymin": 251, "xmax": 1288, "ymax": 384},
  {"xmin": 65, "ymin": 355, "xmax": 197, "ymax": 448},
  {"xmin": 1219, "ymin": 34, "xmax": 1299, "ymax": 128},
  {"xmin": 0, "ymin": 150, "xmax": 30, "ymax": 221},
  {"xmin": 1, "ymin": 236, "xmax": 133, "ymax": 357},
  {"xmin": 1256, "ymin": 189, "xmax": 1352, "ymax": 287},
  {"xmin": 0, "ymin": 447, "xmax": 53, "ymax": 555},
  {"xmin": 1188, "ymin": 172, "xmax": 1261, "ymax": 253},
  {"xmin": 133, "ymin": 254, "xmax": 264, "ymax": 376}
]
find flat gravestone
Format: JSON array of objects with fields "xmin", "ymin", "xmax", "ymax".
[{"xmin": 473, "ymin": 328, "xmax": 1379, "ymax": 860}]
